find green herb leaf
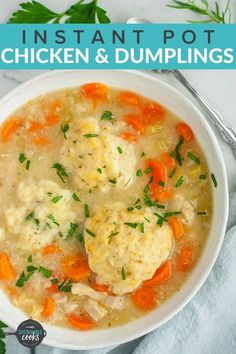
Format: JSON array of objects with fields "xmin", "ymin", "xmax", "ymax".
[
  {"xmin": 169, "ymin": 166, "xmax": 177, "ymax": 178},
  {"xmin": 26, "ymin": 160, "xmax": 31, "ymax": 170},
  {"xmin": 140, "ymin": 222, "xmax": 145, "ymax": 233},
  {"xmin": 84, "ymin": 204, "xmax": 90, "ymax": 218},
  {"xmin": 47, "ymin": 214, "xmax": 60, "ymax": 226},
  {"xmin": 199, "ymin": 174, "xmax": 207, "ymax": 180},
  {"xmin": 66, "ymin": 222, "xmax": 78, "ymax": 239},
  {"xmin": 197, "ymin": 211, "xmax": 207, "ymax": 215},
  {"xmin": 77, "ymin": 234, "xmax": 84, "ymax": 243},
  {"xmin": 27, "ymin": 265, "xmax": 38, "ymax": 272},
  {"xmin": 19, "ymin": 153, "xmax": 26, "ymax": 163},
  {"xmin": 52, "ymin": 163, "xmax": 68, "ymax": 183},
  {"xmin": 83, "ymin": 133, "xmax": 98, "ymax": 138},
  {"xmin": 107, "ymin": 231, "xmax": 119, "ymax": 239},
  {"xmin": 136, "ymin": 169, "xmax": 142, "ymax": 177},
  {"xmin": 144, "ymin": 167, "xmax": 152, "ymax": 174},
  {"xmin": 61, "ymin": 124, "xmax": 69, "ymax": 139},
  {"xmin": 27, "ymin": 255, "xmax": 32, "ymax": 263},
  {"xmin": 175, "ymin": 175, "xmax": 185, "ymax": 188},
  {"xmin": 9, "ymin": 0, "xmax": 110, "ymax": 24},
  {"xmin": 109, "ymin": 178, "xmax": 117, "ymax": 184},
  {"xmin": 211, "ymin": 173, "xmax": 217, "ymax": 188},
  {"xmin": 101, "ymin": 110, "xmax": 114, "ymax": 121},
  {"xmin": 58, "ymin": 279, "xmax": 73, "ymax": 292},
  {"xmin": 117, "ymin": 146, "xmax": 123, "ymax": 154},
  {"xmin": 50, "ymin": 278, "xmax": 59, "ymax": 284},
  {"xmin": 124, "ymin": 222, "xmax": 138, "ymax": 229},
  {"xmin": 167, "ymin": 0, "xmax": 231, "ymax": 24},
  {"xmin": 39, "ymin": 266, "xmax": 52, "ymax": 279},
  {"xmin": 158, "ymin": 181, "xmax": 165, "ymax": 187},
  {"xmin": 26, "ymin": 211, "xmax": 34, "ymax": 221},
  {"xmin": 85, "ymin": 228, "xmax": 96, "ymax": 237},
  {"xmin": 72, "ymin": 192, "xmax": 81, "ymax": 202},
  {"xmin": 187, "ymin": 151, "xmax": 200, "ymax": 165},
  {"xmin": 121, "ymin": 266, "xmax": 126, "ymax": 280},
  {"xmin": 51, "ymin": 195, "xmax": 63, "ymax": 204},
  {"xmin": 97, "ymin": 168, "xmax": 103, "ymax": 174}
]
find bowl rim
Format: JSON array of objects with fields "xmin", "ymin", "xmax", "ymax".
[{"xmin": 0, "ymin": 69, "xmax": 229, "ymax": 350}]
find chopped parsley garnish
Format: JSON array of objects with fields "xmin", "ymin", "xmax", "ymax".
[
  {"xmin": 124, "ymin": 222, "xmax": 138, "ymax": 229},
  {"xmin": 77, "ymin": 234, "xmax": 84, "ymax": 243},
  {"xmin": 136, "ymin": 169, "xmax": 142, "ymax": 177},
  {"xmin": 58, "ymin": 279, "xmax": 73, "ymax": 292},
  {"xmin": 39, "ymin": 266, "xmax": 52, "ymax": 279},
  {"xmin": 72, "ymin": 192, "xmax": 81, "ymax": 202},
  {"xmin": 66, "ymin": 223, "xmax": 78, "ymax": 239},
  {"xmin": 117, "ymin": 146, "xmax": 123, "ymax": 154},
  {"xmin": 141, "ymin": 152, "xmax": 146, "ymax": 157},
  {"xmin": 109, "ymin": 178, "xmax": 117, "ymax": 184},
  {"xmin": 52, "ymin": 163, "xmax": 68, "ymax": 183},
  {"xmin": 85, "ymin": 228, "xmax": 96, "ymax": 237},
  {"xmin": 26, "ymin": 160, "xmax": 31, "ymax": 170},
  {"xmin": 84, "ymin": 204, "xmax": 89, "ymax": 218},
  {"xmin": 171, "ymin": 136, "xmax": 184, "ymax": 166},
  {"xmin": 157, "ymin": 204, "xmax": 165, "ymax": 209},
  {"xmin": 16, "ymin": 271, "xmax": 34, "ymax": 288},
  {"xmin": 169, "ymin": 166, "xmax": 177, "ymax": 178},
  {"xmin": 144, "ymin": 167, "xmax": 152, "ymax": 174},
  {"xmin": 199, "ymin": 174, "xmax": 207, "ymax": 180},
  {"xmin": 211, "ymin": 173, "xmax": 217, "ymax": 188},
  {"xmin": 121, "ymin": 267, "xmax": 126, "ymax": 280},
  {"xmin": 158, "ymin": 181, "xmax": 165, "ymax": 187},
  {"xmin": 50, "ymin": 278, "xmax": 59, "ymax": 284},
  {"xmin": 144, "ymin": 184, "xmax": 149, "ymax": 194},
  {"xmin": 27, "ymin": 265, "xmax": 38, "ymax": 272},
  {"xmin": 187, "ymin": 151, "xmax": 200, "ymax": 165},
  {"xmin": 19, "ymin": 153, "xmax": 26, "ymax": 163},
  {"xmin": 83, "ymin": 133, "xmax": 98, "ymax": 138},
  {"xmin": 197, "ymin": 211, "xmax": 207, "ymax": 215},
  {"xmin": 61, "ymin": 124, "xmax": 69, "ymax": 139},
  {"xmin": 101, "ymin": 110, "xmax": 114, "ymax": 121},
  {"xmin": 25, "ymin": 211, "xmax": 34, "ymax": 221},
  {"xmin": 97, "ymin": 168, "xmax": 102, "ymax": 174},
  {"xmin": 140, "ymin": 222, "xmax": 144, "ymax": 233},
  {"xmin": 47, "ymin": 214, "xmax": 60, "ymax": 226},
  {"xmin": 175, "ymin": 176, "xmax": 185, "ymax": 188},
  {"xmin": 51, "ymin": 195, "xmax": 63, "ymax": 204},
  {"xmin": 144, "ymin": 217, "xmax": 150, "ymax": 223},
  {"xmin": 27, "ymin": 255, "xmax": 32, "ymax": 263},
  {"xmin": 107, "ymin": 231, "xmax": 119, "ymax": 239},
  {"xmin": 155, "ymin": 211, "xmax": 181, "ymax": 226}
]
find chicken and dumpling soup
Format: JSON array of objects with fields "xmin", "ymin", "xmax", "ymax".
[{"xmin": 0, "ymin": 83, "xmax": 214, "ymax": 330}]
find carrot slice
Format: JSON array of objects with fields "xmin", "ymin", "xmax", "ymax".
[
  {"xmin": 42, "ymin": 244, "xmax": 61, "ymax": 256},
  {"xmin": 61, "ymin": 253, "xmax": 90, "ymax": 281},
  {"xmin": 120, "ymin": 132, "xmax": 137, "ymax": 142},
  {"xmin": 161, "ymin": 152, "xmax": 176, "ymax": 170},
  {"xmin": 41, "ymin": 297, "xmax": 56, "ymax": 317},
  {"xmin": 142, "ymin": 102, "xmax": 165, "ymax": 125},
  {"xmin": 33, "ymin": 136, "xmax": 51, "ymax": 146},
  {"xmin": 27, "ymin": 121, "xmax": 44, "ymax": 133},
  {"xmin": 169, "ymin": 217, "xmax": 184, "ymax": 239},
  {"xmin": 0, "ymin": 253, "xmax": 15, "ymax": 280},
  {"xmin": 45, "ymin": 114, "xmax": 59, "ymax": 126},
  {"xmin": 1, "ymin": 118, "xmax": 24, "ymax": 143},
  {"xmin": 81, "ymin": 83, "xmax": 108, "ymax": 102},
  {"xmin": 67, "ymin": 314, "xmax": 95, "ymax": 330},
  {"xmin": 145, "ymin": 159, "xmax": 167, "ymax": 184},
  {"xmin": 178, "ymin": 246, "xmax": 194, "ymax": 271},
  {"xmin": 132, "ymin": 285, "xmax": 156, "ymax": 310},
  {"xmin": 150, "ymin": 185, "xmax": 173, "ymax": 202},
  {"xmin": 123, "ymin": 114, "xmax": 144, "ymax": 133},
  {"xmin": 90, "ymin": 281, "xmax": 114, "ymax": 295},
  {"xmin": 176, "ymin": 123, "xmax": 193, "ymax": 142},
  {"xmin": 144, "ymin": 261, "xmax": 172, "ymax": 287},
  {"xmin": 119, "ymin": 91, "xmax": 141, "ymax": 107}
]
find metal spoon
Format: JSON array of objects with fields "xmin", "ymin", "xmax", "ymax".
[{"xmin": 127, "ymin": 17, "xmax": 236, "ymax": 158}]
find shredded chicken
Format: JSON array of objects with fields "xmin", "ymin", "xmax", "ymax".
[
  {"xmin": 83, "ymin": 298, "xmax": 107, "ymax": 321},
  {"xmin": 172, "ymin": 194, "xmax": 195, "ymax": 225},
  {"xmin": 105, "ymin": 295, "xmax": 124, "ymax": 310}
]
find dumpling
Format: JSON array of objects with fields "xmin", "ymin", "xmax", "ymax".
[
  {"xmin": 61, "ymin": 117, "xmax": 137, "ymax": 193},
  {"xmin": 84, "ymin": 202, "xmax": 173, "ymax": 295}
]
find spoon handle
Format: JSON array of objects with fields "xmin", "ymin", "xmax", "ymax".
[{"xmin": 172, "ymin": 70, "xmax": 236, "ymax": 158}]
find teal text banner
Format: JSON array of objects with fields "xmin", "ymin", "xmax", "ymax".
[{"xmin": 0, "ymin": 24, "xmax": 235, "ymax": 69}]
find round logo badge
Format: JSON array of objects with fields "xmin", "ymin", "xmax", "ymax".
[{"xmin": 11, "ymin": 319, "xmax": 47, "ymax": 348}]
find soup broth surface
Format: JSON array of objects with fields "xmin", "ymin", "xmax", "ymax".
[{"xmin": 0, "ymin": 83, "xmax": 212, "ymax": 330}]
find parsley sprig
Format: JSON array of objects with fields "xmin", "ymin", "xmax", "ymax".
[
  {"xmin": 0, "ymin": 321, "xmax": 6, "ymax": 354},
  {"xmin": 167, "ymin": 0, "xmax": 231, "ymax": 23},
  {"xmin": 8, "ymin": 0, "xmax": 110, "ymax": 24}
]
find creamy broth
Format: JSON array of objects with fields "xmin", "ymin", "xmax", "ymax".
[{"xmin": 0, "ymin": 83, "xmax": 212, "ymax": 330}]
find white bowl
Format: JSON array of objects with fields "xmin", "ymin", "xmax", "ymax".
[{"xmin": 0, "ymin": 70, "xmax": 228, "ymax": 350}]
